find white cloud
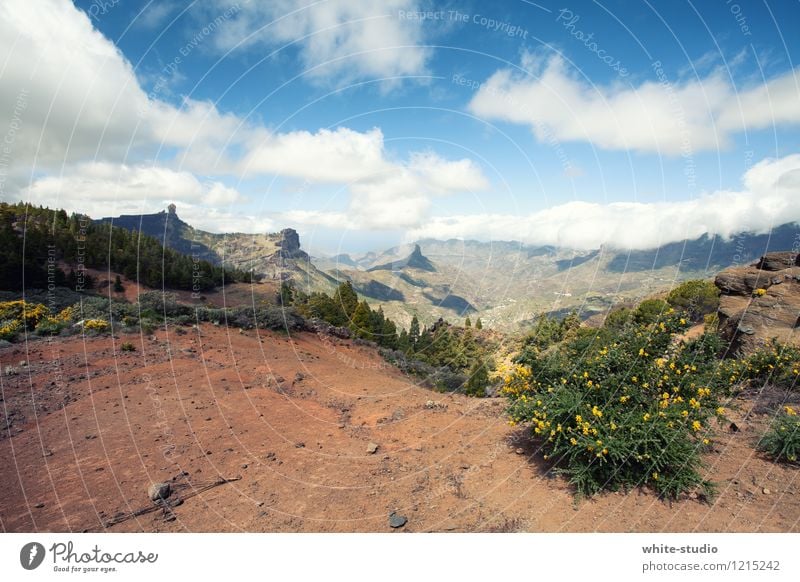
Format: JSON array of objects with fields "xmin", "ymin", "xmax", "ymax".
[
  {"xmin": 406, "ymin": 154, "xmax": 800, "ymax": 250},
  {"xmin": 21, "ymin": 161, "xmax": 244, "ymax": 215},
  {"xmin": 468, "ymin": 53, "xmax": 800, "ymax": 154},
  {"xmin": 0, "ymin": 0, "xmax": 485, "ymax": 233},
  {"xmin": 238, "ymin": 127, "xmax": 393, "ymax": 182},
  {"xmin": 205, "ymin": 0, "xmax": 430, "ymax": 86}
]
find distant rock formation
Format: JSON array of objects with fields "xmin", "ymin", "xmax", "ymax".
[
  {"xmin": 715, "ymin": 251, "xmax": 800, "ymax": 354},
  {"xmin": 277, "ymin": 228, "xmax": 308, "ymax": 260},
  {"xmin": 368, "ymin": 244, "xmax": 436, "ymax": 272}
]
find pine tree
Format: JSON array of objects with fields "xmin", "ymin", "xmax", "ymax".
[
  {"xmin": 465, "ymin": 360, "xmax": 489, "ymax": 397},
  {"xmin": 350, "ymin": 301, "xmax": 374, "ymax": 340},
  {"xmin": 409, "ymin": 315, "xmax": 420, "ymax": 348},
  {"xmin": 113, "ymin": 274, "xmax": 124, "ymax": 292},
  {"xmin": 334, "ymin": 281, "xmax": 359, "ymax": 319},
  {"xmin": 381, "ymin": 318, "xmax": 399, "ymax": 349},
  {"xmin": 465, "ymin": 316, "xmax": 472, "ymax": 328},
  {"xmin": 398, "ymin": 329, "xmax": 410, "ymax": 352},
  {"xmin": 475, "ymin": 317, "xmax": 483, "ymax": 330}
]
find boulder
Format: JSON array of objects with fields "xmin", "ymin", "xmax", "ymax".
[
  {"xmin": 715, "ymin": 253, "xmax": 800, "ymax": 354},
  {"xmin": 147, "ymin": 482, "xmax": 171, "ymax": 502},
  {"xmin": 755, "ymin": 251, "xmax": 799, "ymax": 271}
]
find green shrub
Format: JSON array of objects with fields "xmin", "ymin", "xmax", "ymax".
[
  {"xmin": 758, "ymin": 406, "xmax": 800, "ymax": 464},
  {"xmin": 667, "ymin": 280, "xmax": 720, "ymax": 322},
  {"xmin": 604, "ymin": 307, "xmax": 633, "ymax": 330},
  {"xmin": 632, "ymin": 299, "xmax": 671, "ymax": 325},
  {"xmin": 120, "ymin": 342, "xmax": 136, "ymax": 352},
  {"xmin": 505, "ymin": 311, "xmax": 725, "ymax": 499}
]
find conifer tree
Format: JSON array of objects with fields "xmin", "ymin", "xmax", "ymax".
[
  {"xmin": 475, "ymin": 317, "xmax": 483, "ymax": 330},
  {"xmin": 350, "ymin": 300, "xmax": 374, "ymax": 340},
  {"xmin": 334, "ymin": 281, "xmax": 359, "ymax": 319},
  {"xmin": 409, "ymin": 315, "xmax": 420, "ymax": 348}
]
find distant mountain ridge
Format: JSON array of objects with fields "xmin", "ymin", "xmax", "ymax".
[
  {"xmin": 98, "ymin": 206, "xmax": 800, "ymax": 331},
  {"xmin": 97, "ymin": 205, "xmax": 334, "ymax": 292}
]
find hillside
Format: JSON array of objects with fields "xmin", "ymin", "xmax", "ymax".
[
  {"xmin": 98, "ymin": 205, "xmax": 337, "ymax": 294},
  {"xmin": 2, "ymin": 323, "xmax": 798, "ymax": 532}
]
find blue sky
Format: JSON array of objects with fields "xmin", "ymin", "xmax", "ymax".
[{"xmin": 2, "ymin": 0, "xmax": 800, "ymax": 254}]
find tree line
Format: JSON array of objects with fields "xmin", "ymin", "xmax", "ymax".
[{"xmin": 0, "ymin": 202, "xmax": 253, "ymax": 292}]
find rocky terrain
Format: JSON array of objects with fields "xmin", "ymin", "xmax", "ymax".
[
  {"xmin": 716, "ymin": 251, "xmax": 800, "ymax": 353},
  {"xmin": 1, "ymin": 325, "xmax": 798, "ymax": 533}
]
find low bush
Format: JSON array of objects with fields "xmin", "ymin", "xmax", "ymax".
[
  {"xmin": 758, "ymin": 406, "xmax": 800, "ymax": 464},
  {"xmin": 505, "ymin": 310, "xmax": 725, "ymax": 499}
]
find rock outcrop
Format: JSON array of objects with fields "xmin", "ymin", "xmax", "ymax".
[
  {"xmin": 715, "ymin": 251, "xmax": 800, "ymax": 354},
  {"xmin": 368, "ymin": 244, "xmax": 436, "ymax": 272},
  {"xmin": 277, "ymin": 228, "xmax": 308, "ymax": 260}
]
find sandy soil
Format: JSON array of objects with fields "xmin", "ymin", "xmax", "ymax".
[{"xmin": 1, "ymin": 325, "xmax": 799, "ymax": 532}]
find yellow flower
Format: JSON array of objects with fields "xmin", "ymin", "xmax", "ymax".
[
  {"xmin": 680, "ymin": 318, "xmax": 686, "ymax": 325},
  {"xmin": 652, "ymin": 472, "xmax": 659, "ymax": 481},
  {"xmin": 591, "ymin": 406, "xmax": 603, "ymax": 418},
  {"xmin": 610, "ymin": 422, "xmax": 617, "ymax": 431},
  {"xmin": 643, "ymin": 413, "xmax": 651, "ymax": 421},
  {"xmin": 638, "ymin": 348, "xmax": 645, "ymax": 356},
  {"xmin": 702, "ymin": 438, "xmax": 710, "ymax": 445},
  {"xmin": 570, "ymin": 438, "xmax": 578, "ymax": 446},
  {"xmin": 785, "ymin": 406, "xmax": 797, "ymax": 416},
  {"xmin": 619, "ymin": 395, "xmax": 629, "ymax": 403},
  {"xmin": 692, "ymin": 420, "xmax": 702, "ymax": 432},
  {"xmin": 716, "ymin": 407, "xmax": 725, "ymax": 415}
]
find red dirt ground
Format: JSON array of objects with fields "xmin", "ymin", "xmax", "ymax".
[{"xmin": 1, "ymin": 325, "xmax": 799, "ymax": 532}]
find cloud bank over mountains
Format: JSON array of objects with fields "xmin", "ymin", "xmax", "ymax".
[
  {"xmin": 406, "ymin": 155, "xmax": 800, "ymax": 250},
  {"xmin": 0, "ymin": 0, "xmax": 798, "ymax": 251}
]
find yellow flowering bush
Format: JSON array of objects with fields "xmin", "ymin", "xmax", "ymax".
[
  {"xmin": 0, "ymin": 300, "xmax": 50, "ymax": 340},
  {"xmin": 34, "ymin": 305, "xmax": 77, "ymax": 336},
  {"xmin": 506, "ymin": 311, "xmax": 725, "ymax": 499},
  {"xmin": 83, "ymin": 319, "xmax": 110, "ymax": 332}
]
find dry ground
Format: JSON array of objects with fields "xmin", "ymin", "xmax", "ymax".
[{"xmin": 1, "ymin": 324, "xmax": 799, "ymax": 532}]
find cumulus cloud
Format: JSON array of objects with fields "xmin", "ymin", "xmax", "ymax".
[
  {"xmin": 406, "ymin": 155, "xmax": 800, "ymax": 250},
  {"xmin": 21, "ymin": 162, "xmax": 244, "ymax": 215},
  {"xmin": 0, "ymin": 0, "xmax": 485, "ymax": 233},
  {"xmin": 277, "ymin": 154, "xmax": 489, "ymax": 230},
  {"xmin": 204, "ymin": 0, "xmax": 430, "ymax": 86},
  {"xmin": 468, "ymin": 53, "xmax": 800, "ymax": 154}
]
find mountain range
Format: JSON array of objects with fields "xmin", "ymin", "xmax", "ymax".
[{"xmin": 98, "ymin": 205, "xmax": 800, "ymax": 330}]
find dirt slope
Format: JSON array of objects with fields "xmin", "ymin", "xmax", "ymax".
[{"xmin": 1, "ymin": 326, "xmax": 798, "ymax": 532}]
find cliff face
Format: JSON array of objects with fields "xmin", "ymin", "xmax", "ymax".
[
  {"xmin": 277, "ymin": 228, "xmax": 308, "ymax": 260},
  {"xmin": 715, "ymin": 251, "xmax": 800, "ymax": 353}
]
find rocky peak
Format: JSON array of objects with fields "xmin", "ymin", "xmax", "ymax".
[
  {"xmin": 715, "ymin": 251, "xmax": 800, "ymax": 354},
  {"xmin": 277, "ymin": 228, "xmax": 308, "ymax": 260}
]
